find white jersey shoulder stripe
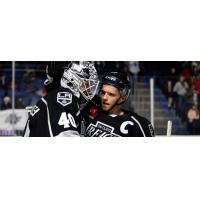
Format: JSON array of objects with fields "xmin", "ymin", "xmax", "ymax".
[
  {"xmin": 131, "ymin": 116, "xmax": 146, "ymax": 137},
  {"xmin": 24, "ymin": 120, "xmax": 30, "ymax": 137},
  {"xmin": 41, "ymin": 98, "xmax": 53, "ymax": 137}
]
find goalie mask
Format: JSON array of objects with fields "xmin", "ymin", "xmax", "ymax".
[{"xmin": 61, "ymin": 62, "xmax": 99, "ymax": 103}]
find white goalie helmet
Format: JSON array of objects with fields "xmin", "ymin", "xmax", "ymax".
[{"xmin": 61, "ymin": 61, "xmax": 99, "ymax": 102}]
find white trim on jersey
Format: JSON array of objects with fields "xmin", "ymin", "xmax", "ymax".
[
  {"xmin": 76, "ymin": 110, "xmax": 80, "ymax": 116},
  {"xmin": 41, "ymin": 98, "xmax": 53, "ymax": 137},
  {"xmin": 24, "ymin": 120, "xmax": 30, "ymax": 137},
  {"xmin": 131, "ymin": 116, "xmax": 146, "ymax": 137}
]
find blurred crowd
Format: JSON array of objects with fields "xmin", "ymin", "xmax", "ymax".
[
  {"xmin": 0, "ymin": 61, "xmax": 47, "ymax": 110},
  {"xmin": 152, "ymin": 61, "xmax": 200, "ymax": 134},
  {"xmin": 0, "ymin": 61, "xmax": 139, "ymax": 110}
]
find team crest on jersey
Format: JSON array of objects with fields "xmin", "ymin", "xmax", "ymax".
[
  {"xmin": 57, "ymin": 92, "xmax": 72, "ymax": 107},
  {"xmin": 30, "ymin": 105, "xmax": 40, "ymax": 117},
  {"xmin": 86, "ymin": 121, "xmax": 120, "ymax": 137}
]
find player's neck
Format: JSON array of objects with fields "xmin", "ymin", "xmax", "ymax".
[{"xmin": 109, "ymin": 106, "xmax": 124, "ymax": 116}]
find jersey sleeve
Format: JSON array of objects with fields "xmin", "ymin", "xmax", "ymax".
[
  {"xmin": 23, "ymin": 99, "xmax": 50, "ymax": 137},
  {"xmin": 136, "ymin": 115, "xmax": 155, "ymax": 137},
  {"xmin": 128, "ymin": 111, "xmax": 155, "ymax": 137}
]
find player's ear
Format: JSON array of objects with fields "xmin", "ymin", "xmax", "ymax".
[{"xmin": 118, "ymin": 96, "xmax": 126, "ymax": 104}]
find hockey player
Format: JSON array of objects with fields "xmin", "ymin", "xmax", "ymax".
[
  {"xmin": 85, "ymin": 72, "xmax": 155, "ymax": 137},
  {"xmin": 24, "ymin": 61, "xmax": 99, "ymax": 137}
]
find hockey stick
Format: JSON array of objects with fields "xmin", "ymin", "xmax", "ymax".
[{"xmin": 167, "ymin": 120, "xmax": 172, "ymax": 136}]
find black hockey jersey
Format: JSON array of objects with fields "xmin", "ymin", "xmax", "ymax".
[
  {"xmin": 85, "ymin": 110, "xmax": 155, "ymax": 137},
  {"xmin": 24, "ymin": 87, "xmax": 81, "ymax": 137}
]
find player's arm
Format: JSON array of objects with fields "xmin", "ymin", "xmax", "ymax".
[
  {"xmin": 138, "ymin": 116, "xmax": 155, "ymax": 137},
  {"xmin": 130, "ymin": 113, "xmax": 155, "ymax": 137},
  {"xmin": 23, "ymin": 100, "xmax": 49, "ymax": 137}
]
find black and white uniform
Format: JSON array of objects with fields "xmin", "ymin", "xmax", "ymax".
[
  {"xmin": 85, "ymin": 109, "xmax": 154, "ymax": 137},
  {"xmin": 24, "ymin": 87, "xmax": 82, "ymax": 137}
]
